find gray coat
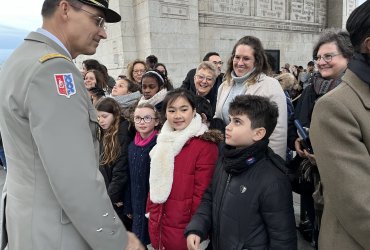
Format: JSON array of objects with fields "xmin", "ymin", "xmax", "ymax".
[{"xmin": 0, "ymin": 32, "xmax": 128, "ymax": 250}]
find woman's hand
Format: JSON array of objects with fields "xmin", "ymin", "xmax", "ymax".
[
  {"xmin": 295, "ymin": 138, "xmax": 305, "ymax": 158},
  {"xmin": 304, "ymin": 150, "xmax": 316, "ymax": 165}
]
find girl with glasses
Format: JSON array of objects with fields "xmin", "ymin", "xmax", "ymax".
[{"xmin": 126, "ymin": 103, "xmax": 160, "ymax": 248}]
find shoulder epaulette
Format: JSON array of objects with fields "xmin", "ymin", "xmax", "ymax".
[{"xmin": 39, "ymin": 53, "xmax": 72, "ymax": 63}]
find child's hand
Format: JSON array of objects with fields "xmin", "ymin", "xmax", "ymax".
[{"xmin": 186, "ymin": 234, "xmax": 201, "ymax": 250}]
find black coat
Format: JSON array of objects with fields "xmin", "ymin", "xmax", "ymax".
[
  {"xmin": 185, "ymin": 144, "xmax": 297, "ymax": 250},
  {"xmin": 99, "ymin": 118, "xmax": 130, "ymax": 204},
  {"xmin": 126, "ymin": 135, "xmax": 157, "ymax": 245}
]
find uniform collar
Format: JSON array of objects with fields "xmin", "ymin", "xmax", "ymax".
[{"xmin": 35, "ymin": 28, "xmax": 72, "ymax": 59}]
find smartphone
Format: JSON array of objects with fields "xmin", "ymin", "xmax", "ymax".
[{"xmin": 294, "ymin": 119, "xmax": 313, "ymax": 154}]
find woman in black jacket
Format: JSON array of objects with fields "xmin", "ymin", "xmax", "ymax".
[{"xmin": 96, "ymin": 98, "xmax": 131, "ymax": 230}]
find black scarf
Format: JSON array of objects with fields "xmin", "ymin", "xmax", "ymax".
[
  {"xmin": 348, "ymin": 52, "xmax": 370, "ymax": 87},
  {"xmin": 223, "ymin": 139, "xmax": 269, "ymax": 175}
]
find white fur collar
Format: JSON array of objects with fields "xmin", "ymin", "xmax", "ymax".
[
  {"xmin": 138, "ymin": 88, "xmax": 167, "ymax": 106},
  {"xmin": 149, "ymin": 114, "xmax": 208, "ymax": 203}
]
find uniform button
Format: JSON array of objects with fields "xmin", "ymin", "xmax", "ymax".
[
  {"xmin": 110, "ymin": 231, "xmax": 115, "ymax": 235},
  {"xmin": 102, "ymin": 213, "xmax": 109, "ymax": 217},
  {"xmin": 113, "ymin": 216, "xmax": 116, "ymax": 220},
  {"xmin": 96, "ymin": 228, "xmax": 103, "ymax": 232}
]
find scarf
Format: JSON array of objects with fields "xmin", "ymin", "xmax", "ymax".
[
  {"xmin": 134, "ymin": 130, "xmax": 158, "ymax": 147},
  {"xmin": 223, "ymin": 138, "xmax": 269, "ymax": 175},
  {"xmin": 348, "ymin": 52, "xmax": 370, "ymax": 87},
  {"xmin": 149, "ymin": 113, "xmax": 208, "ymax": 203},
  {"xmin": 312, "ymin": 72, "xmax": 344, "ymax": 97},
  {"xmin": 111, "ymin": 91, "xmax": 141, "ymax": 108},
  {"xmin": 138, "ymin": 88, "xmax": 167, "ymax": 107},
  {"xmin": 231, "ymin": 68, "xmax": 256, "ymax": 85}
]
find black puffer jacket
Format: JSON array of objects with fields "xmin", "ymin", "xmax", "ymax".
[{"xmin": 185, "ymin": 140, "xmax": 297, "ymax": 250}]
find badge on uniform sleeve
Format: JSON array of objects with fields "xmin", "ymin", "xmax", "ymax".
[{"xmin": 54, "ymin": 73, "xmax": 77, "ymax": 98}]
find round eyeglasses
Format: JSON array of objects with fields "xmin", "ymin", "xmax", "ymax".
[
  {"xmin": 314, "ymin": 53, "xmax": 342, "ymax": 63},
  {"xmin": 134, "ymin": 116, "xmax": 157, "ymax": 124}
]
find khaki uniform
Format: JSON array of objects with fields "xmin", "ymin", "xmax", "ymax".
[{"xmin": 0, "ymin": 32, "xmax": 128, "ymax": 249}]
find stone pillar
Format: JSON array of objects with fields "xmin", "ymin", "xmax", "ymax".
[
  {"xmin": 146, "ymin": 0, "xmax": 200, "ymax": 86},
  {"xmin": 327, "ymin": 0, "xmax": 356, "ymax": 29}
]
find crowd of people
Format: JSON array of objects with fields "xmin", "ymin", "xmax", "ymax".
[{"xmin": 1, "ymin": 0, "xmax": 370, "ymax": 250}]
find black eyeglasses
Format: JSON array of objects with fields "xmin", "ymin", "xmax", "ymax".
[
  {"xmin": 134, "ymin": 116, "xmax": 157, "ymax": 124},
  {"xmin": 314, "ymin": 53, "xmax": 342, "ymax": 63},
  {"xmin": 70, "ymin": 3, "xmax": 106, "ymax": 30},
  {"xmin": 212, "ymin": 61, "xmax": 224, "ymax": 66}
]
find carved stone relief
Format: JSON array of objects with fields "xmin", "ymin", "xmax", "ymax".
[
  {"xmin": 199, "ymin": 0, "xmax": 326, "ymax": 32},
  {"xmin": 159, "ymin": 0, "xmax": 190, "ymax": 19},
  {"xmin": 256, "ymin": 0, "xmax": 286, "ymax": 20}
]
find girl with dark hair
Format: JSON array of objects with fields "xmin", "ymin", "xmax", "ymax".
[
  {"xmin": 95, "ymin": 98, "xmax": 132, "ymax": 230},
  {"xmin": 146, "ymin": 89, "xmax": 222, "ymax": 250},
  {"xmin": 138, "ymin": 70, "xmax": 170, "ymax": 112},
  {"xmin": 84, "ymin": 69, "xmax": 107, "ymax": 90},
  {"xmin": 215, "ymin": 35, "xmax": 288, "ymax": 160}
]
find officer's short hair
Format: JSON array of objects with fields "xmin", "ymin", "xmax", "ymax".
[{"xmin": 41, "ymin": 0, "xmax": 82, "ymax": 17}]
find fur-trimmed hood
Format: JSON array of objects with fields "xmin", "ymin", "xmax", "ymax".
[{"xmin": 199, "ymin": 129, "xmax": 224, "ymax": 143}]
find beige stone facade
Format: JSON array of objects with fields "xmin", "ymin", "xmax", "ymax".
[{"xmin": 75, "ymin": 0, "xmax": 358, "ymax": 87}]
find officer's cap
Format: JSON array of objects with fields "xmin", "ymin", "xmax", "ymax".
[{"xmin": 78, "ymin": 0, "xmax": 121, "ymax": 23}]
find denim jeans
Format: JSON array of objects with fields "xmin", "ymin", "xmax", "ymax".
[{"xmin": 0, "ymin": 146, "xmax": 6, "ymax": 170}]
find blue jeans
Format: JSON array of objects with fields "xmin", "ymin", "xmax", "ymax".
[{"xmin": 0, "ymin": 147, "xmax": 6, "ymax": 170}]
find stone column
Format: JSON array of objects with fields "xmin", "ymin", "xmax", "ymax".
[
  {"xmin": 327, "ymin": 0, "xmax": 356, "ymax": 29},
  {"xmin": 146, "ymin": 0, "xmax": 200, "ymax": 86}
]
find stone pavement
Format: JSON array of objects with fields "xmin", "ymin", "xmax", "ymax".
[{"xmin": 0, "ymin": 168, "xmax": 313, "ymax": 249}]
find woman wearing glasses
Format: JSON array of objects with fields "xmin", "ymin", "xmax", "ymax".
[
  {"xmin": 193, "ymin": 61, "xmax": 219, "ymax": 116},
  {"xmin": 215, "ymin": 35, "xmax": 288, "ymax": 159},
  {"xmin": 292, "ymin": 29, "xmax": 353, "ymax": 248},
  {"xmin": 96, "ymin": 98, "xmax": 132, "ymax": 231},
  {"xmin": 127, "ymin": 60, "xmax": 148, "ymax": 86}
]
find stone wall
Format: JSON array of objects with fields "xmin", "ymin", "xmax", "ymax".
[{"xmin": 76, "ymin": 0, "xmax": 358, "ymax": 87}]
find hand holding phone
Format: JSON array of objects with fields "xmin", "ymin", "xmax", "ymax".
[{"xmin": 294, "ymin": 119, "xmax": 313, "ymax": 154}]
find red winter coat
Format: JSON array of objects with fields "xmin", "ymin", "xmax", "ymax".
[{"xmin": 147, "ymin": 136, "xmax": 219, "ymax": 250}]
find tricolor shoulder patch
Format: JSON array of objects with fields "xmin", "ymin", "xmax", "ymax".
[
  {"xmin": 39, "ymin": 53, "xmax": 71, "ymax": 63},
  {"xmin": 54, "ymin": 73, "xmax": 77, "ymax": 98}
]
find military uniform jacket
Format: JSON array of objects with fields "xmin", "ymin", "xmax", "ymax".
[{"xmin": 0, "ymin": 32, "xmax": 128, "ymax": 250}]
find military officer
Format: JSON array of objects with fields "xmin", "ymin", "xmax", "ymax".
[{"xmin": 0, "ymin": 0, "xmax": 143, "ymax": 249}]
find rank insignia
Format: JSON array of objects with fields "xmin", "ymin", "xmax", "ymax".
[{"xmin": 54, "ymin": 73, "xmax": 77, "ymax": 98}]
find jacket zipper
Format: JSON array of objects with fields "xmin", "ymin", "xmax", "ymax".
[{"xmin": 216, "ymin": 173, "xmax": 231, "ymax": 249}]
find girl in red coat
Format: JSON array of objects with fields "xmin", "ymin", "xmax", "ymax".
[{"xmin": 147, "ymin": 89, "xmax": 221, "ymax": 250}]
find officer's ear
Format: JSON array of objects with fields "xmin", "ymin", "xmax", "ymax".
[{"xmin": 363, "ymin": 37, "xmax": 370, "ymax": 55}]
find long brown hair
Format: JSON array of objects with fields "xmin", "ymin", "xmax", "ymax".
[
  {"xmin": 225, "ymin": 36, "xmax": 271, "ymax": 84},
  {"xmin": 96, "ymin": 98, "xmax": 122, "ymax": 166}
]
